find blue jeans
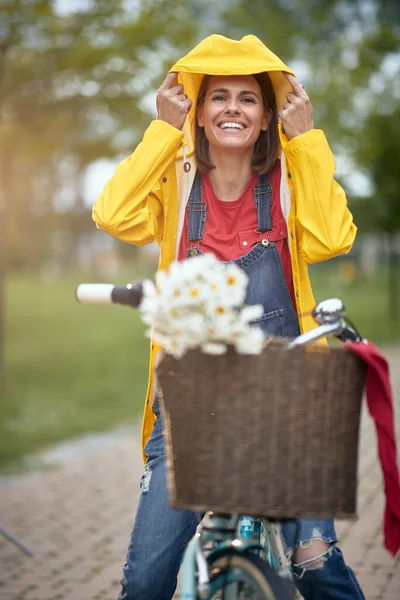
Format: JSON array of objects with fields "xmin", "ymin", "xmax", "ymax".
[{"xmin": 118, "ymin": 411, "xmax": 366, "ymax": 600}]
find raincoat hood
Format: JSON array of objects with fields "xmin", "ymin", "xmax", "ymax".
[{"xmin": 170, "ymin": 34, "xmax": 295, "ymax": 153}]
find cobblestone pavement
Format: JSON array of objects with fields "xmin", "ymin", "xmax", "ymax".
[{"xmin": 0, "ymin": 347, "xmax": 399, "ymax": 600}]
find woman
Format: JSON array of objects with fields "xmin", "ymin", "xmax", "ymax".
[{"xmin": 93, "ymin": 34, "xmax": 364, "ymax": 600}]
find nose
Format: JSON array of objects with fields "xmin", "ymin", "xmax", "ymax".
[{"xmin": 224, "ymin": 97, "xmax": 241, "ymax": 114}]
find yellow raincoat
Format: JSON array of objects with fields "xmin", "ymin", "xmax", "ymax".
[{"xmin": 92, "ymin": 34, "xmax": 357, "ymax": 461}]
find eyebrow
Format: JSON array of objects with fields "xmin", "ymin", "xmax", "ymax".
[{"xmin": 209, "ymin": 88, "xmax": 260, "ymax": 97}]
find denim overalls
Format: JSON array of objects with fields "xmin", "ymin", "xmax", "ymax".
[
  {"xmin": 186, "ymin": 170, "xmax": 300, "ymax": 338},
  {"xmin": 118, "ymin": 172, "xmax": 365, "ymax": 600}
]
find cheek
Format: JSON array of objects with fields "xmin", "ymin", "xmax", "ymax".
[
  {"xmin": 202, "ymin": 105, "xmax": 218, "ymax": 128},
  {"xmin": 203, "ymin": 111, "xmax": 220, "ymax": 140}
]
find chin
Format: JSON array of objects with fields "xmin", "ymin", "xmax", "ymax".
[{"xmin": 217, "ymin": 139, "xmax": 253, "ymax": 151}]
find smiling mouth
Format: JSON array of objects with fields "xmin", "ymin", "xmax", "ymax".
[{"xmin": 218, "ymin": 122, "xmax": 246, "ymax": 131}]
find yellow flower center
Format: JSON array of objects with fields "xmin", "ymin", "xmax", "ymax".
[
  {"xmin": 189, "ymin": 287, "xmax": 200, "ymax": 297},
  {"xmin": 216, "ymin": 306, "xmax": 226, "ymax": 315},
  {"xmin": 226, "ymin": 276, "xmax": 236, "ymax": 286}
]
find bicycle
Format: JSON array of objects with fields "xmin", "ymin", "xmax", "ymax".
[{"xmin": 76, "ymin": 281, "xmax": 365, "ymax": 600}]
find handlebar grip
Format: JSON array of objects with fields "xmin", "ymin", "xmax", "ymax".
[
  {"xmin": 76, "ymin": 282, "xmax": 143, "ymax": 308},
  {"xmin": 76, "ymin": 284, "xmax": 115, "ymax": 304},
  {"xmin": 111, "ymin": 283, "xmax": 143, "ymax": 308}
]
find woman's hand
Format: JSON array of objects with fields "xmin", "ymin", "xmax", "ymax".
[
  {"xmin": 156, "ymin": 72, "xmax": 193, "ymax": 131},
  {"xmin": 279, "ymin": 73, "xmax": 314, "ymax": 140}
]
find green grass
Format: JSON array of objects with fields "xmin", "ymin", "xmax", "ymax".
[
  {"xmin": 310, "ymin": 262, "xmax": 400, "ymax": 343},
  {"xmin": 0, "ymin": 262, "xmax": 399, "ymax": 470},
  {"xmin": 0, "ymin": 270, "xmax": 151, "ymax": 470}
]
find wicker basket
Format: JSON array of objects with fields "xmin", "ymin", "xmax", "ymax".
[{"xmin": 156, "ymin": 342, "xmax": 367, "ymax": 520}]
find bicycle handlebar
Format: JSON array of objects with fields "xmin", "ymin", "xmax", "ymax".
[
  {"xmin": 75, "ymin": 281, "xmax": 364, "ymax": 344},
  {"xmin": 76, "ymin": 282, "xmax": 144, "ymax": 308}
]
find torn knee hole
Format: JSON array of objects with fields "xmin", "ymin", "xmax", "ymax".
[{"xmin": 292, "ymin": 540, "xmax": 332, "ymax": 570}]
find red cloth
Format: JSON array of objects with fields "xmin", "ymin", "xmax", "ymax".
[
  {"xmin": 347, "ymin": 341, "xmax": 400, "ymax": 555},
  {"xmin": 178, "ymin": 162, "xmax": 296, "ymax": 309}
]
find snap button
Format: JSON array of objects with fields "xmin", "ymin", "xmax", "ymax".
[
  {"xmin": 162, "ymin": 177, "xmax": 167, "ymax": 183},
  {"xmin": 261, "ymin": 239, "xmax": 270, "ymax": 247},
  {"xmin": 184, "ymin": 162, "xmax": 191, "ymax": 173},
  {"xmin": 288, "ymin": 172, "xmax": 292, "ymax": 179},
  {"xmin": 280, "ymin": 230, "xmax": 285, "ymax": 236},
  {"xmin": 296, "ymin": 290, "xmax": 299, "ymax": 298},
  {"xmin": 242, "ymin": 241, "xmax": 248, "ymax": 246}
]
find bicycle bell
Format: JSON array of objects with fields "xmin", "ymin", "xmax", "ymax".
[{"xmin": 312, "ymin": 298, "xmax": 345, "ymax": 325}]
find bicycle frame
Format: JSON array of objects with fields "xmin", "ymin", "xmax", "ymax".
[{"xmin": 180, "ymin": 514, "xmax": 291, "ymax": 599}]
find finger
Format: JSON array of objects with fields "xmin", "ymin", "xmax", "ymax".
[
  {"xmin": 278, "ymin": 108, "xmax": 292, "ymax": 121},
  {"xmin": 286, "ymin": 92, "xmax": 298, "ymax": 103},
  {"xmin": 170, "ymin": 84, "xmax": 184, "ymax": 96},
  {"xmin": 283, "ymin": 72, "xmax": 307, "ymax": 96},
  {"xmin": 159, "ymin": 71, "xmax": 178, "ymax": 91},
  {"xmin": 183, "ymin": 99, "xmax": 193, "ymax": 113}
]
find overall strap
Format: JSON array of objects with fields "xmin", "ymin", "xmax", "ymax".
[
  {"xmin": 187, "ymin": 171, "xmax": 273, "ymax": 247},
  {"xmin": 253, "ymin": 173, "xmax": 273, "ymax": 232},
  {"xmin": 187, "ymin": 171, "xmax": 207, "ymax": 243}
]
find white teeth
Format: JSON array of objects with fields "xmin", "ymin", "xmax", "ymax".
[{"xmin": 219, "ymin": 122, "xmax": 244, "ymax": 130}]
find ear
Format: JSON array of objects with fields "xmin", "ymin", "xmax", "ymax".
[
  {"xmin": 197, "ymin": 106, "xmax": 204, "ymax": 128},
  {"xmin": 261, "ymin": 108, "xmax": 273, "ymax": 132}
]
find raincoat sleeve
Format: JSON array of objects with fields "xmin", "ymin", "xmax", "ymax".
[
  {"xmin": 283, "ymin": 129, "xmax": 357, "ymax": 263},
  {"xmin": 92, "ymin": 120, "xmax": 184, "ymax": 246}
]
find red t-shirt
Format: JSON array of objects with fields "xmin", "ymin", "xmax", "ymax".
[{"xmin": 178, "ymin": 161, "xmax": 296, "ymax": 309}]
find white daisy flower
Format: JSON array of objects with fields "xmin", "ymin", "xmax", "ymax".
[
  {"xmin": 235, "ymin": 326, "xmax": 265, "ymax": 355},
  {"xmin": 139, "ymin": 254, "xmax": 265, "ymax": 357},
  {"xmin": 239, "ymin": 304, "xmax": 264, "ymax": 324},
  {"xmin": 201, "ymin": 342, "xmax": 228, "ymax": 355}
]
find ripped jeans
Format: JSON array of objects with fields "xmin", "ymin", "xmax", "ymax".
[{"xmin": 118, "ymin": 409, "xmax": 365, "ymax": 600}]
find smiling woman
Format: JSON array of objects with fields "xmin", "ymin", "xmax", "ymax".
[
  {"xmin": 197, "ymin": 75, "xmax": 270, "ymax": 149},
  {"xmin": 195, "ymin": 73, "xmax": 279, "ymax": 177},
  {"xmin": 92, "ymin": 34, "xmax": 361, "ymax": 600}
]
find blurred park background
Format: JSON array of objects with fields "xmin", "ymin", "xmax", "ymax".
[{"xmin": 0, "ymin": 0, "xmax": 399, "ymax": 471}]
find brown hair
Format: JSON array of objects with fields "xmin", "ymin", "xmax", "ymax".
[{"xmin": 195, "ymin": 72, "xmax": 279, "ymax": 175}]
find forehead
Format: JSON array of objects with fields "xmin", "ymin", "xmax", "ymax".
[{"xmin": 206, "ymin": 75, "xmax": 261, "ymax": 94}]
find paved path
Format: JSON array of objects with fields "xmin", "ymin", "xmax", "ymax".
[{"xmin": 0, "ymin": 348, "xmax": 399, "ymax": 600}]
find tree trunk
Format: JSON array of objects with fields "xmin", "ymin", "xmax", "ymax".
[
  {"xmin": 388, "ymin": 233, "xmax": 399, "ymax": 321},
  {"xmin": 0, "ymin": 159, "xmax": 7, "ymax": 381}
]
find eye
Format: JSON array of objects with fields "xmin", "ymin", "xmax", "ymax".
[
  {"xmin": 211, "ymin": 94, "xmax": 226, "ymax": 101},
  {"xmin": 242, "ymin": 97, "xmax": 256, "ymax": 103}
]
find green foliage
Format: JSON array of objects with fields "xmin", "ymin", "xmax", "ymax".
[
  {"xmin": 355, "ymin": 108, "xmax": 400, "ymax": 233},
  {"xmin": 0, "ymin": 0, "xmax": 199, "ymax": 268},
  {"xmin": 221, "ymin": 0, "xmax": 400, "ymax": 233}
]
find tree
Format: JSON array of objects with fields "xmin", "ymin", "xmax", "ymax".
[
  {"xmin": 219, "ymin": 1, "xmax": 400, "ymax": 140},
  {"xmin": 0, "ymin": 0, "xmax": 202, "ymax": 377},
  {"xmin": 352, "ymin": 108, "xmax": 400, "ymax": 316}
]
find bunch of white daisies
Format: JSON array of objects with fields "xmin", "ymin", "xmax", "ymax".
[{"xmin": 140, "ymin": 254, "xmax": 265, "ymax": 358}]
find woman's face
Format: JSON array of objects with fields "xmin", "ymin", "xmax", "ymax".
[{"xmin": 197, "ymin": 75, "xmax": 272, "ymax": 153}]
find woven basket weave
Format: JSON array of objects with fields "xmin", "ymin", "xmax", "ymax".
[{"xmin": 156, "ymin": 342, "xmax": 366, "ymax": 520}]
